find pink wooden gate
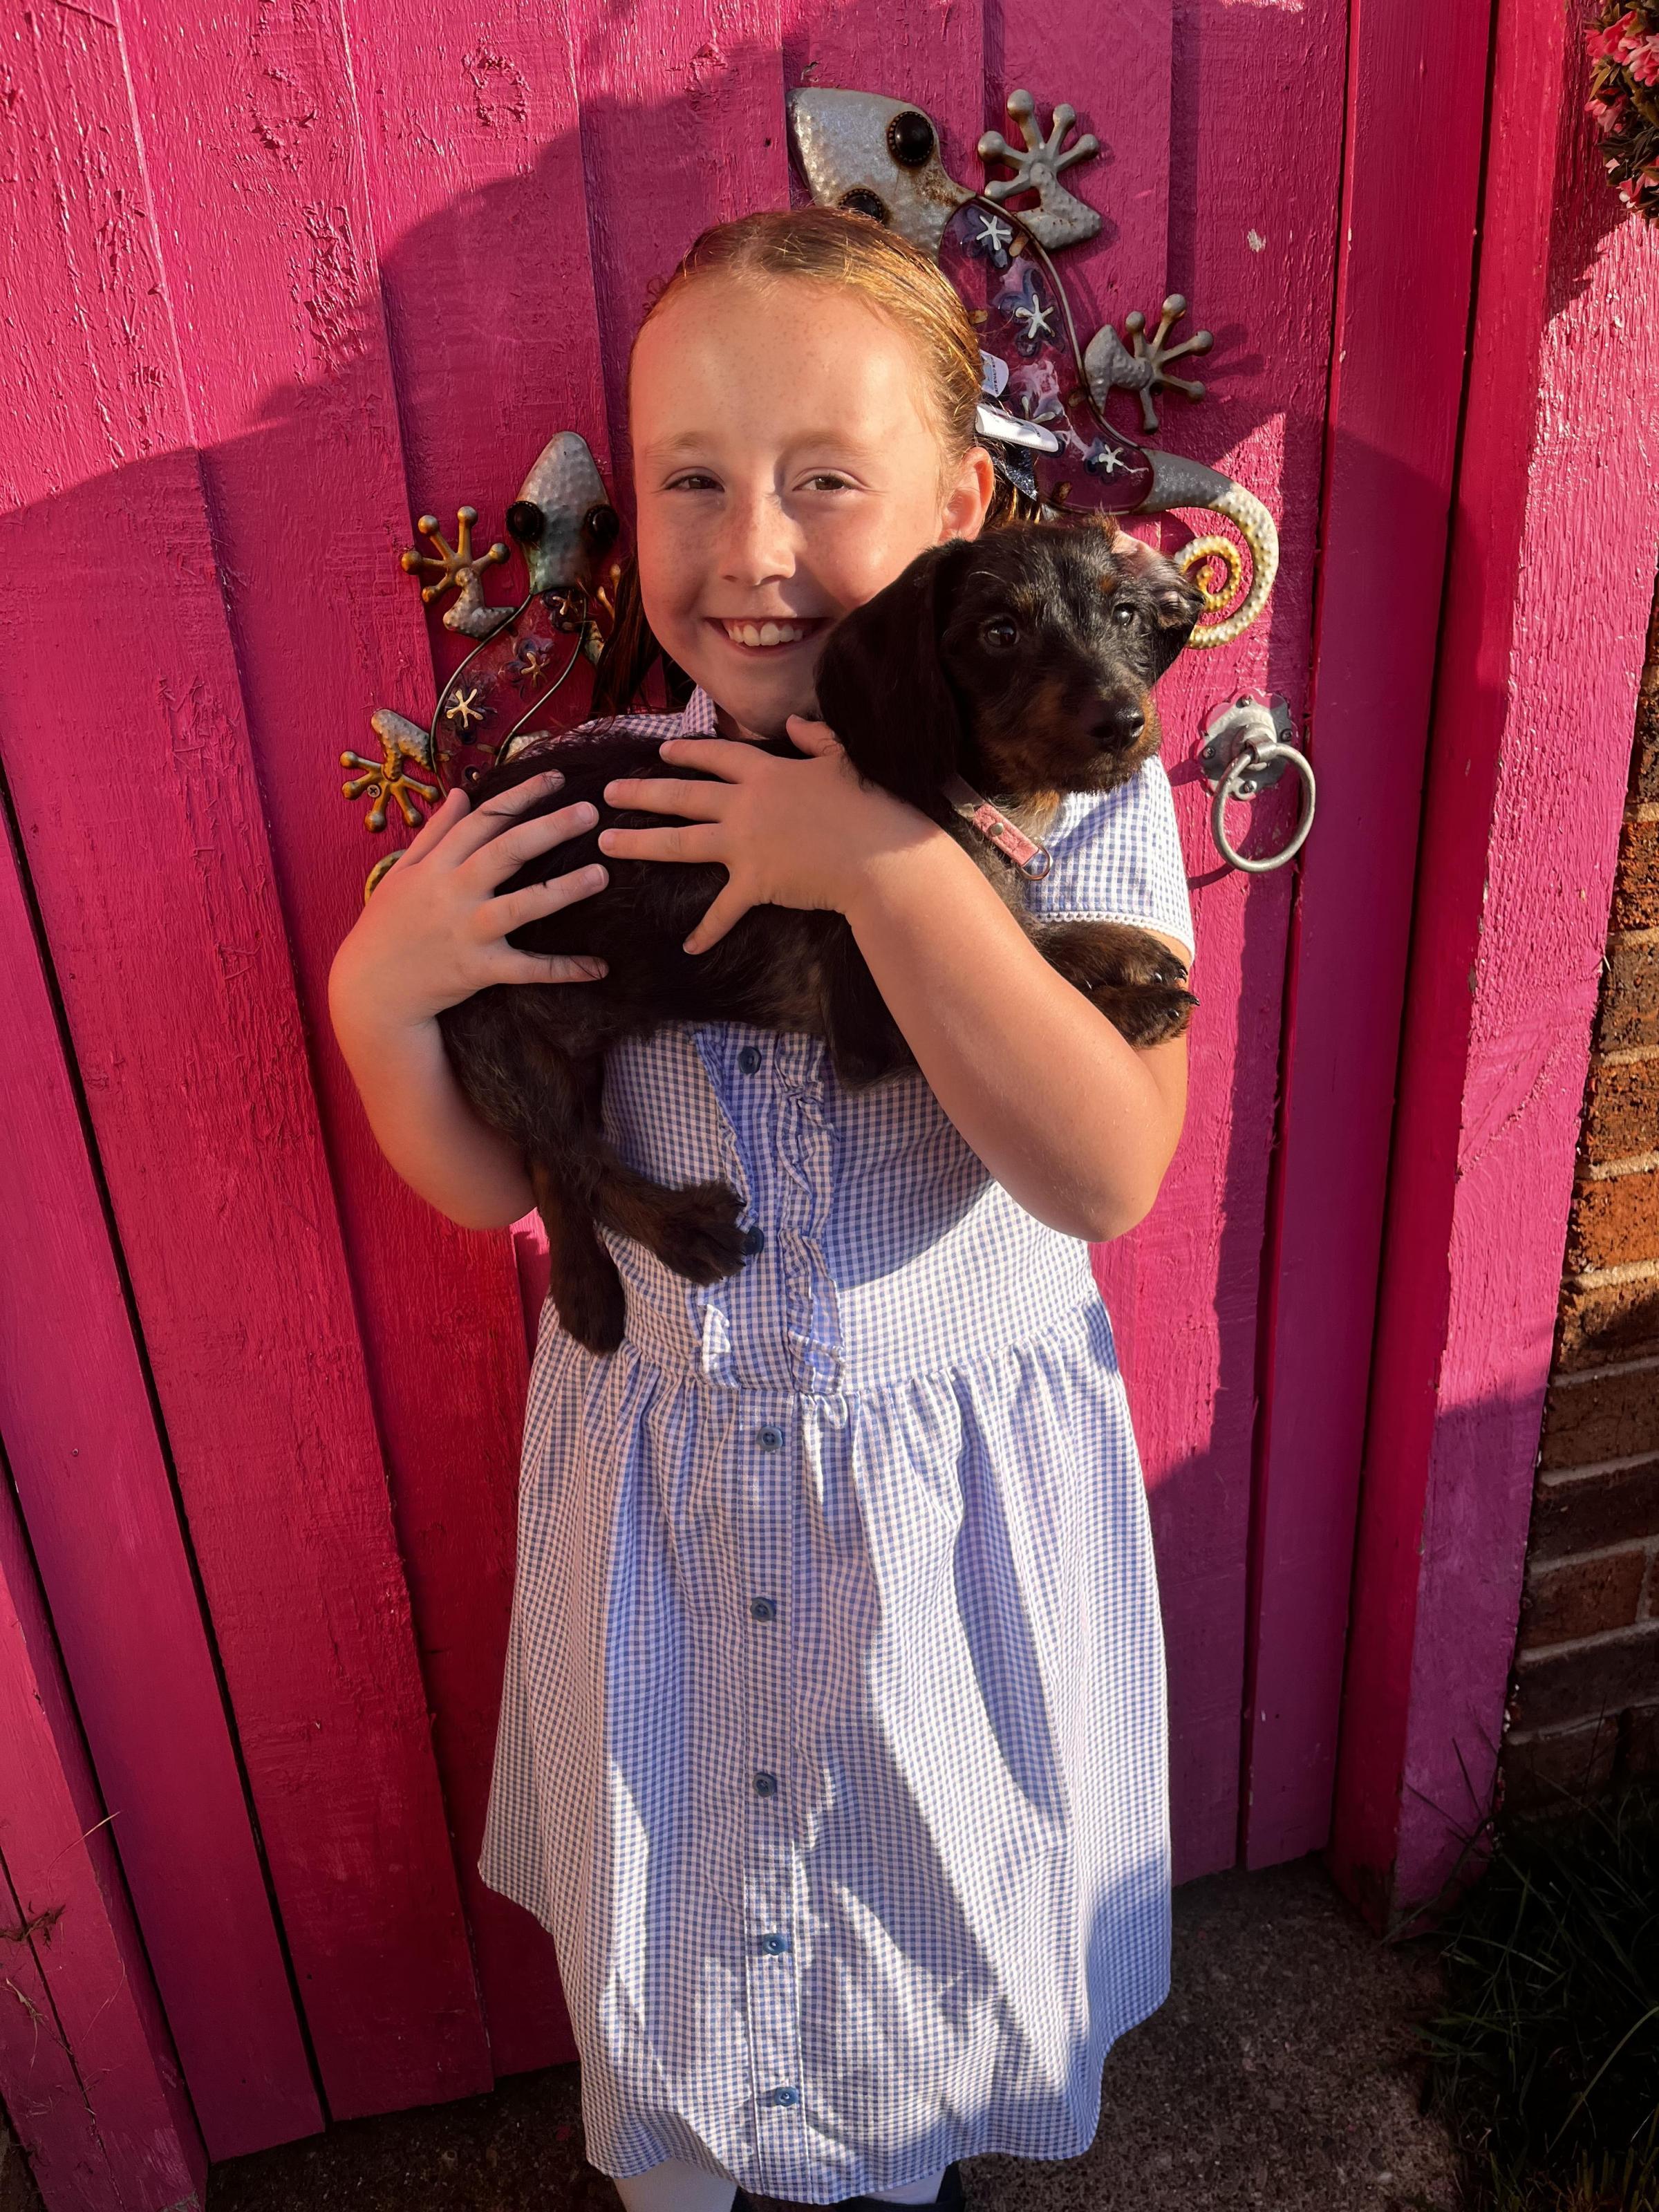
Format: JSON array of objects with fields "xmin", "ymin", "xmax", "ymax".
[{"xmin": 11, "ymin": 0, "xmax": 1628, "ymax": 2198}]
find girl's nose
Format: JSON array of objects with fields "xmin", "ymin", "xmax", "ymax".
[{"xmin": 718, "ymin": 491, "xmax": 796, "ymax": 586}]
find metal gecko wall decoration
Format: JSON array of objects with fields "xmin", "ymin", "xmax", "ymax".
[
  {"xmin": 347, "ymin": 85, "xmax": 1282, "ymax": 899},
  {"xmin": 348, "ymin": 433, "xmax": 624, "ymax": 893}
]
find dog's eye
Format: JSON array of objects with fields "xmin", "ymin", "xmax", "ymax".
[
  {"xmin": 981, "ymin": 617, "xmax": 1018, "ymax": 649},
  {"xmin": 1112, "ymin": 602, "xmax": 1140, "ymax": 630}
]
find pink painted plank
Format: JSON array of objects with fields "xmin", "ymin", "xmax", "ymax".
[
  {"xmin": 337, "ymin": 0, "xmax": 617, "ymax": 2072},
  {"xmin": 1092, "ymin": 0, "xmax": 1347, "ymax": 1878},
  {"xmin": 512, "ymin": 1217, "xmax": 556, "ymax": 1351},
  {"xmin": 1331, "ymin": 3, "xmax": 1659, "ymax": 1922},
  {"xmin": 0, "ymin": 1477, "xmax": 205, "ymax": 2212},
  {"xmin": 1239, "ymin": 0, "xmax": 1495, "ymax": 1866},
  {"xmin": 5, "ymin": 0, "xmax": 487, "ymax": 2115},
  {"xmin": 346, "ymin": 0, "xmax": 616, "ymax": 516},
  {"xmin": 0, "ymin": 817, "xmax": 318, "ymax": 2151}
]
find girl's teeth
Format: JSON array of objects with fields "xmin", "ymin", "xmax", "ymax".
[{"xmin": 726, "ymin": 619, "xmax": 805, "ymax": 648}]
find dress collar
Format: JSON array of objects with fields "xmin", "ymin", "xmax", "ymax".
[{"xmin": 679, "ymin": 685, "xmax": 720, "ymax": 737}]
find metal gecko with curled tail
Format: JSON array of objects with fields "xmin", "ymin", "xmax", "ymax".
[
  {"xmin": 347, "ymin": 433, "xmax": 625, "ymax": 897},
  {"xmin": 787, "ymin": 86, "xmax": 1280, "ymax": 646}
]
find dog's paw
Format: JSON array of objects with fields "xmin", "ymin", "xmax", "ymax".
[
  {"xmin": 1037, "ymin": 919, "xmax": 1189, "ymax": 1001},
  {"xmin": 1095, "ymin": 982, "xmax": 1198, "ymax": 1048},
  {"xmin": 653, "ymin": 1180, "xmax": 750, "ymax": 1284},
  {"xmin": 555, "ymin": 1265, "xmax": 628, "ymax": 1356},
  {"xmin": 1101, "ymin": 939, "xmax": 1189, "ymax": 991}
]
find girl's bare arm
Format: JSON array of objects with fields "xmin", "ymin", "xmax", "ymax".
[
  {"xmin": 327, "ymin": 774, "xmax": 610, "ymax": 1230},
  {"xmin": 328, "ymin": 1003, "xmax": 540, "ymax": 1230},
  {"xmin": 844, "ymin": 832, "xmax": 1187, "ymax": 1241}
]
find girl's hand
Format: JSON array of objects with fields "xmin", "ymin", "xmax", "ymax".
[
  {"xmin": 327, "ymin": 769, "xmax": 611, "ymax": 1040},
  {"xmin": 598, "ymin": 715, "xmax": 939, "ymax": 953}
]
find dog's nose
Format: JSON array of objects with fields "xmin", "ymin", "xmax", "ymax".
[{"xmin": 1091, "ymin": 700, "xmax": 1146, "ymax": 749}]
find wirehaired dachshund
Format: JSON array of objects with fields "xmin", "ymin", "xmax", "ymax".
[{"xmin": 438, "ymin": 520, "xmax": 1201, "ymax": 1353}]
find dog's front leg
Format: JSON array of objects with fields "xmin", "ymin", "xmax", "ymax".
[
  {"xmin": 591, "ymin": 1151, "xmax": 751, "ymax": 1286},
  {"xmin": 1030, "ymin": 919, "xmax": 1197, "ymax": 1048}
]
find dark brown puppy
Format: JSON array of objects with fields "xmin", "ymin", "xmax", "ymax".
[{"xmin": 439, "ymin": 521, "xmax": 1201, "ymax": 1353}]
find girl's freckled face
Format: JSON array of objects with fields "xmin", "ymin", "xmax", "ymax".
[{"xmin": 629, "ymin": 275, "xmax": 982, "ymax": 740}]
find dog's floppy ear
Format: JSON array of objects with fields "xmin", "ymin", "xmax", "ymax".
[
  {"xmin": 813, "ymin": 537, "xmax": 977, "ymax": 814},
  {"xmin": 1109, "ymin": 526, "xmax": 1205, "ymax": 677}
]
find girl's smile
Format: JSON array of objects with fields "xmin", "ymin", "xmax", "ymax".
[{"xmin": 709, "ymin": 614, "xmax": 825, "ymax": 654}]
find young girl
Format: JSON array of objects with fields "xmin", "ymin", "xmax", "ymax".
[{"xmin": 329, "ymin": 208, "xmax": 1193, "ymax": 2212}]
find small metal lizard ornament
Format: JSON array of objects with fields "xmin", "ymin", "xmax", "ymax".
[{"xmin": 347, "ymin": 432, "xmax": 624, "ymax": 895}]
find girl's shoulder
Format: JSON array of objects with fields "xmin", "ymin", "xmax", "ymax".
[{"xmin": 1024, "ymin": 755, "xmax": 1194, "ymax": 955}]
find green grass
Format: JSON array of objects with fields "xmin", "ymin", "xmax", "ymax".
[{"xmin": 1421, "ymin": 1784, "xmax": 1659, "ymax": 2211}]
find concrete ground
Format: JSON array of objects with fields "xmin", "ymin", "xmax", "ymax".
[{"xmin": 3, "ymin": 1857, "xmax": 1461, "ymax": 2212}]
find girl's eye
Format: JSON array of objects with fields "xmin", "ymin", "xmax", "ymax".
[
  {"xmin": 666, "ymin": 473, "xmax": 720, "ymax": 492},
  {"xmin": 804, "ymin": 473, "xmax": 855, "ymax": 492},
  {"xmin": 1112, "ymin": 602, "xmax": 1139, "ymax": 629},
  {"xmin": 981, "ymin": 617, "xmax": 1018, "ymax": 650}
]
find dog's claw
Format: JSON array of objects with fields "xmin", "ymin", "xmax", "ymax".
[{"xmin": 1112, "ymin": 984, "xmax": 1197, "ymax": 1046}]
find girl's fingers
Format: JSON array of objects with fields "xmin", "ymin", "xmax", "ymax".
[
  {"xmin": 655, "ymin": 735, "xmax": 760, "ymax": 776},
  {"xmin": 485, "ymin": 949, "xmax": 608, "ymax": 986},
  {"xmin": 400, "ymin": 785, "xmax": 471, "ymax": 861},
  {"xmin": 682, "ymin": 881, "xmax": 753, "ymax": 954},
  {"xmin": 470, "ymin": 798, "xmax": 599, "ymax": 883},
  {"xmin": 442, "ymin": 768, "xmax": 568, "ymax": 863},
  {"xmin": 784, "ymin": 713, "xmax": 843, "ymax": 756},
  {"xmin": 482, "ymin": 865, "xmax": 608, "ymax": 937},
  {"xmin": 597, "ymin": 821, "xmax": 722, "ymax": 864},
  {"xmin": 602, "ymin": 774, "xmax": 731, "ymax": 820}
]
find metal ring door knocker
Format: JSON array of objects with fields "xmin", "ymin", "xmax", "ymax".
[{"xmin": 1199, "ymin": 695, "xmax": 1316, "ymax": 874}]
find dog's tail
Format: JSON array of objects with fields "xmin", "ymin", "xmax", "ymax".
[{"xmin": 1134, "ymin": 450, "xmax": 1280, "ymax": 649}]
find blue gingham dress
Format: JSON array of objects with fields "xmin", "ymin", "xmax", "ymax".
[{"xmin": 480, "ymin": 685, "xmax": 1194, "ymax": 2200}]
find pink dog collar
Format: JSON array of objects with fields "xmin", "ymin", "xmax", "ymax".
[{"xmin": 943, "ymin": 774, "xmax": 1053, "ymax": 882}]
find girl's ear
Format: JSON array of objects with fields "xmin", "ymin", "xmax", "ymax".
[
  {"xmin": 813, "ymin": 538, "xmax": 977, "ymax": 812},
  {"xmin": 941, "ymin": 444, "xmax": 997, "ymax": 541}
]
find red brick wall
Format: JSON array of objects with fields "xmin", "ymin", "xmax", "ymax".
[{"xmin": 1501, "ymin": 566, "xmax": 1659, "ymax": 1815}]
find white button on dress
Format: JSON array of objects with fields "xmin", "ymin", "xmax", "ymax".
[{"xmin": 480, "ymin": 686, "xmax": 1194, "ymax": 2203}]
